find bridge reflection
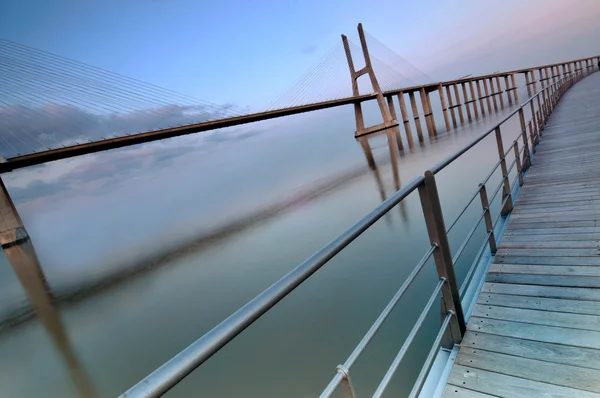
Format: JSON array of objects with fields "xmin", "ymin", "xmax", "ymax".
[
  {"xmin": 6, "ymin": 242, "xmax": 96, "ymax": 397},
  {"xmin": 357, "ymin": 126, "xmax": 409, "ymax": 223},
  {"xmin": 0, "ymin": 179, "xmax": 96, "ymax": 397}
]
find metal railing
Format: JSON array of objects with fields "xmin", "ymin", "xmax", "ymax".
[{"xmin": 120, "ymin": 65, "xmax": 595, "ymax": 398}]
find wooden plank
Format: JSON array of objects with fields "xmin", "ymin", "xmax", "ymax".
[
  {"xmin": 515, "ymin": 202, "xmax": 597, "ymax": 211},
  {"xmin": 518, "ymin": 191, "xmax": 600, "ymax": 200},
  {"xmin": 469, "ymin": 317, "xmax": 600, "ymax": 350},
  {"xmin": 455, "ymin": 347, "xmax": 600, "ymax": 393},
  {"xmin": 507, "ymin": 221, "xmax": 598, "ymax": 229},
  {"xmin": 518, "ymin": 192, "xmax": 600, "ymax": 200},
  {"xmin": 447, "ymin": 364, "xmax": 600, "ymax": 397},
  {"xmin": 462, "ymin": 331, "xmax": 600, "ymax": 369},
  {"xmin": 518, "ymin": 191, "xmax": 600, "ymax": 199},
  {"xmin": 490, "ymin": 264, "xmax": 600, "ymax": 276},
  {"xmin": 519, "ymin": 181, "xmax": 600, "ymax": 190},
  {"xmin": 509, "ymin": 213, "xmax": 600, "ymax": 221},
  {"xmin": 472, "ymin": 304, "xmax": 600, "ymax": 331},
  {"xmin": 517, "ymin": 198, "xmax": 598, "ymax": 207},
  {"xmin": 502, "ymin": 233, "xmax": 600, "ymax": 241},
  {"xmin": 499, "ymin": 240, "xmax": 600, "ymax": 249},
  {"xmin": 503, "ymin": 227, "xmax": 600, "ymax": 235},
  {"xmin": 487, "ymin": 273, "xmax": 600, "ymax": 287},
  {"xmin": 495, "ymin": 248, "xmax": 600, "ymax": 257},
  {"xmin": 443, "ymin": 386, "xmax": 497, "ymax": 397},
  {"xmin": 482, "ymin": 282, "xmax": 600, "ymax": 301},
  {"xmin": 514, "ymin": 202, "xmax": 596, "ymax": 213},
  {"xmin": 478, "ymin": 292, "xmax": 600, "ymax": 315},
  {"xmin": 517, "ymin": 193, "xmax": 600, "ymax": 202},
  {"xmin": 494, "ymin": 256, "xmax": 600, "ymax": 265}
]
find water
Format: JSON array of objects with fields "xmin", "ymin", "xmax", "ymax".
[{"xmin": 0, "ymin": 93, "xmax": 535, "ymax": 397}]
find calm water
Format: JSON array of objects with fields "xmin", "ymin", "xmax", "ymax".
[{"xmin": 0, "ymin": 88, "xmax": 536, "ymax": 397}]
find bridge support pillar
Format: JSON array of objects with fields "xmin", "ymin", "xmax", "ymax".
[
  {"xmin": 342, "ymin": 24, "xmax": 398, "ymax": 138},
  {"xmin": 530, "ymin": 69, "xmax": 538, "ymax": 93},
  {"xmin": 468, "ymin": 80, "xmax": 479, "ymax": 119},
  {"xmin": 476, "ymin": 80, "xmax": 486, "ymax": 116},
  {"xmin": 409, "ymin": 91, "xmax": 424, "ymax": 142},
  {"xmin": 504, "ymin": 76, "xmax": 513, "ymax": 105},
  {"xmin": 495, "ymin": 76, "xmax": 504, "ymax": 109},
  {"xmin": 386, "ymin": 96, "xmax": 403, "ymax": 151},
  {"xmin": 437, "ymin": 84, "xmax": 452, "ymax": 131},
  {"xmin": 446, "ymin": 85, "xmax": 458, "ymax": 128},
  {"xmin": 461, "ymin": 83, "xmax": 472, "ymax": 122},
  {"xmin": 489, "ymin": 78, "xmax": 498, "ymax": 111},
  {"xmin": 482, "ymin": 79, "xmax": 493, "ymax": 113},
  {"xmin": 420, "ymin": 87, "xmax": 436, "ymax": 137},
  {"xmin": 524, "ymin": 71, "xmax": 532, "ymax": 96},
  {"xmin": 397, "ymin": 93, "xmax": 414, "ymax": 147},
  {"xmin": 511, "ymin": 74, "xmax": 519, "ymax": 103},
  {"xmin": 453, "ymin": 84, "xmax": 465, "ymax": 125}
]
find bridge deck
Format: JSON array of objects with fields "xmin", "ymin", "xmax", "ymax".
[{"xmin": 443, "ymin": 73, "xmax": 600, "ymax": 397}]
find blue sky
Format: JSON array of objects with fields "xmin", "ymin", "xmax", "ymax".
[{"xmin": 3, "ymin": 0, "xmax": 600, "ymax": 109}]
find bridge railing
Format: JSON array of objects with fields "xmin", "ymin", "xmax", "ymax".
[{"xmin": 120, "ymin": 65, "xmax": 595, "ymax": 398}]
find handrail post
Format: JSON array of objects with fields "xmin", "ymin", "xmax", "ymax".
[
  {"xmin": 518, "ymin": 108, "xmax": 531, "ymax": 170},
  {"xmin": 479, "ymin": 184, "xmax": 497, "ymax": 254},
  {"xmin": 529, "ymin": 101, "xmax": 539, "ymax": 139},
  {"xmin": 336, "ymin": 366, "xmax": 357, "ymax": 398},
  {"xmin": 418, "ymin": 171, "xmax": 466, "ymax": 348},
  {"xmin": 513, "ymin": 141, "xmax": 524, "ymax": 186},
  {"xmin": 494, "ymin": 126, "xmax": 513, "ymax": 216},
  {"xmin": 536, "ymin": 95, "xmax": 544, "ymax": 130},
  {"xmin": 541, "ymin": 89, "xmax": 548, "ymax": 121},
  {"xmin": 528, "ymin": 120, "xmax": 537, "ymax": 150}
]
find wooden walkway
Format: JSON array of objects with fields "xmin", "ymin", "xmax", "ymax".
[{"xmin": 443, "ymin": 72, "xmax": 600, "ymax": 397}]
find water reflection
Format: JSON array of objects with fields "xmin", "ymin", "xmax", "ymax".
[
  {"xmin": 356, "ymin": 127, "xmax": 408, "ymax": 223},
  {"xmin": 5, "ymin": 239, "xmax": 96, "ymax": 397},
  {"xmin": 0, "ymin": 96, "xmax": 529, "ymax": 396}
]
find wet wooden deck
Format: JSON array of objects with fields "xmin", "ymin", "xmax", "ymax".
[{"xmin": 443, "ymin": 72, "xmax": 600, "ymax": 397}]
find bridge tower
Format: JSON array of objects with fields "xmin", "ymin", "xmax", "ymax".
[{"xmin": 342, "ymin": 24, "xmax": 399, "ymax": 137}]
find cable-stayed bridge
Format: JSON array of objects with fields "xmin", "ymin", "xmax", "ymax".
[{"xmin": 2, "ymin": 24, "xmax": 597, "ymax": 174}]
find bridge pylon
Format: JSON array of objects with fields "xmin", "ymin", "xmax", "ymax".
[{"xmin": 342, "ymin": 23, "xmax": 399, "ymax": 137}]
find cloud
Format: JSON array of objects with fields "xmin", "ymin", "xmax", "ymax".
[
  {"xmin": 2, "ymin": 103, "xmax": 271, "ymax": 206},
  {"xmin": 0, "ymin": 102, "xmax": 245, "ymax": 159}
]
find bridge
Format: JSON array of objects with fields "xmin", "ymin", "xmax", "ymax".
[
  {"xmin": 2, "ymin": 22, "xmax": 600, "ymax": 398},
  {"xmin": 115, "ymin": 51, "xmax": 600, "ymax": 397}
]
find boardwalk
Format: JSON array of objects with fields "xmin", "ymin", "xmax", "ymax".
[{"xmin": 443, "ymin": 71, "xmax": 600, "ymax": 396}]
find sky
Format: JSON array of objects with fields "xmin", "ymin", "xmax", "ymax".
[
  {"xmin": 1, "ymin": 0, "xmax": 600, "ymax": 292},
  {"xmin": 2, "ymin": 0, "xmax": 600, "ymax": 109}
]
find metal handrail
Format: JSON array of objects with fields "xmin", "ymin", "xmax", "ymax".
[
  {"xmin": 408, "ymin": 312, "xmax": 453, "ymax": 398},
  {"xmin": 371, "ymin": 278, "xmax": 447, "ymax": 398},
  {"xmin": 319, "ymin": 244, "xmax": 436, "ymax": 397},
  {"xmin": 120, "ymin": 67, "xmax": 593, "ymax": 398},
  {"xmin": 452, "ymin": 208, "xmax": 487, "ymax": 264},
  {"xmin": 488, "ymin": 175, "xmax": 508, "ymax": 204},
  {"xmin": 120, "ymin": 174, "xmax": 425, "ymax": 397},
  {"xmin": 459, "ymin": 231, "xmax": 493, "ymax": 296},
  {"xmin": 446, "ymin": 158, "xmax": 502, "ymax": 235}
]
